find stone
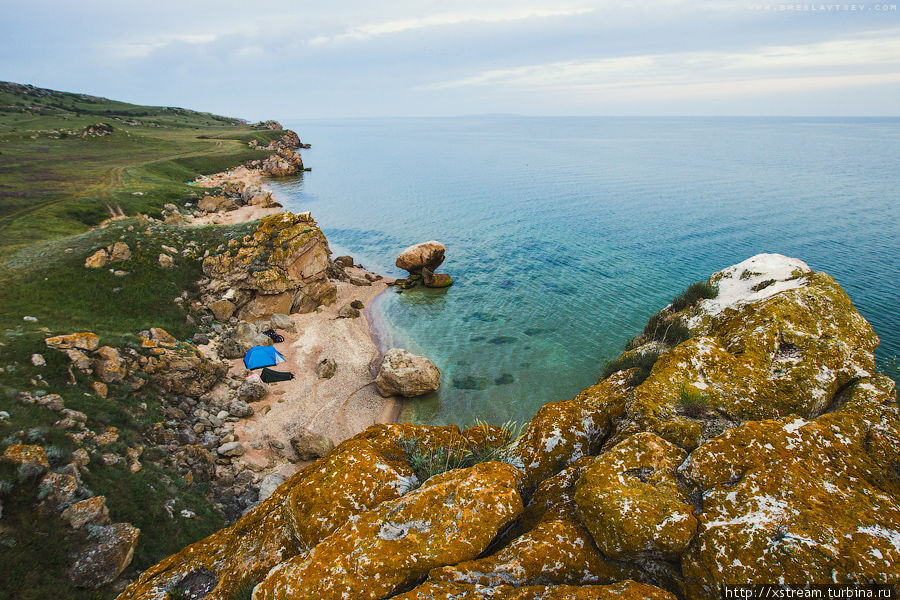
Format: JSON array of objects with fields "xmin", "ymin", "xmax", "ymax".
[
  {"xmin": 208, "ymin": 299, "xmax": 237, "ymax": 323},
  {"xmin": 394, "ymin": 581, "xmax": 676, "ymax": 600},
  {"xmin": 30, "ymin": 353, "xmax": 45, "ymax": 366},
  {"xmin": 2, "ymin": 444, "xmax": 49, "ymax": 468},
  {"xmin": 36, "ymin": 393, "xmax": 64, "ymax": 411},
  {"xmin": 45, "ymin": 332, "xmax": 100, "ymax": 352},
  {"xmin": 258, "ymin": 474, "xmax": 285, "ymax": 501},
  {"xmin": 289, "ymin": 427, "xmax": 334, "ymax": 461},
  {"xmin": 375, "ymin": 348, "xmax": 441, "ymax": 398},
  {"xmin": 158, "ymin": 253, "xmax": 174, "ymax": 268},
  {"xmin": 94, "ymin": 346, "xmax": 126, "ymax": 383},
  {"xmin": 334, "ymin": 255, "xmax": 354, "ymax": 267},
  {"xmin": 291, "ymin": 280, "xmax": 337, "ymax": 314},
  {"xmin": 92, "ymin": 381, "xmax": 108, "ymax": 398},
  {"xmin": 252, "ymin": 462, "xmax": 524, "ymax": 600},
  {"xmin": 138, "ymin": 329, "xmax": 225, "ymax": 397},
  {"xmin": 422, "ymin": 268, "xmax": 453, "ymax": 288},
  {"xmin": 349, "ymin": 276, "xmax": 371, "ymax": 286},
  {"xmin": 39, "ymin": 472, "xmax": 79, "ymax": 506},
  {"xmin": 237, "ymin": 378, "xmax": 268, "ymax": 402},
  {"xmin": 217, "ymin": 442, "xmax": 245, "ymax": 457},
  {"xmin": 337, "ymin": 305, "xmax": 360, "ymax": 319},
  {"xmin": 315, "ymin": 358, "xmax": 337, "ymax": 379},
  {"xmin": 228, "ymin": 399, "xmax": 254, "ymax": 418},
  {"xmin": 349, "ymin": 299, "xmax": 365, "ymax": 310},
  {"xmin": 68, "ymin": 522, "xmax": 140, "ymax": 589},
  {"xmin": 85, "ymin": 248, "xmax": 109, "ymax": 268},
  {"xmin": 269, "ymin": 313, "xmax": 295, "ymax": 332},
  {"xmin": 431, "ymin": 517, "xmax": 636, "ymax": 587},
  {"xmin": 396, "ymin": 241, "xmax": 446, "ymax": 273},
  {"xmin": 574, "ymin": 432, "xmax": 698, "ymax": 561},
  {"xmin": 61, "ymin": 495, "xmax": 110, "ymax": 529},
  {"xmin": 108, "ymin": 241, "xmax": 131, "ymax": 263}
]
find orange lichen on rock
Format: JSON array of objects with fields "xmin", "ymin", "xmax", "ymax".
[
  {"xmin": 575, "ymin": 432, "xmax": 697, "ymax": 561},
  {"xmin": 2, "ymin": 444, "xmax": 49, "ymax": 468},
  {"xmin": 430, "ymin": 517, "xmax": 635, "ymax": 587},
  {"xmin": 253, "ymin": 461, "xmax": 524, "ymax": 600},
  {"xmin": 679, "ymin": 380, "xmax": 900, "ymax": 599},
  {"xmin": 392, "ymin": 580, "xmax": 677, "ymax": 599}
]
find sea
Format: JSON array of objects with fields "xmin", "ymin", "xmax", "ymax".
[{"xmin": 271, "ymin": 117, "xmax": 900, "ymax": 428}]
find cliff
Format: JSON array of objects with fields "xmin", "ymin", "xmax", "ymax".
[{"xmin": 116, "ymin": 253, "xmax": 900, "ymax": 599}]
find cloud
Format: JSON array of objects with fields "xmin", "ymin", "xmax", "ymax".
[
  {"xmin": 101, "ymin": 33, "xmax": 220, "ymax": 60},
  {"xmin": 307, "ymin": 6, "xmax": 596, "ymax": 46},
  {"xmin": 416, "ymin": 29, "xmax": 900, "ymax": 101}
]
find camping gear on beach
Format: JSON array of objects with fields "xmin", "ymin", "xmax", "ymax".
[
  {"xmin": 243, "ymin": 345, "xmax": 286, "ymax": 370},
  {"xmin": 261, "ymin": 367, "xmax": 295, "ymax": 383},
  {"xmin": 262, "ymin": 329, "xmax": 284, "ymax": 343}
]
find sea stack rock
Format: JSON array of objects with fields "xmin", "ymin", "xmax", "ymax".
[
  {"xmin": 375, "ymin": 348, "xmax": 441, "ymax": 397},
  {"xmin": 396, "ymin": 241, "xmax": 446, "ymax": 273},
  {"xmin": 396, "ymin": 241, "xmax": 453, "ymax": 288}
]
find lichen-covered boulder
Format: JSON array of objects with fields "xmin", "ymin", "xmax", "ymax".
[
  {"xmin": 2, "ymin": 444, "xmax": 49, "ymax": 468},
  {"xmin": 430, "ymin": 517, "xmax": 634, "ymax": 587},
  {"xmin": 138, "ymin": 329, "xmax": 226, "ymax": 397},
  {"xmin": 575, "ymin": 432, "xmax": 697, "ymax": 561},
  {"xmin": 62, "ymin": 495, "xmax": 110, "ymax": 529},
  {"xmin": 68, "ymin": 522, "xmax": 139, "ymax": 589},
  {"xmin": 520, "ymin": 456, "xmax": 594, "ymax": 531},
  {"xmin": 396, "ymin": 241, "xmax": 446, "ymax": 274},
  {"xmin": 375, "ymin": 348, "xmax": 441, "ymax": 398},
  {"xmin": 605, "ymin": 254, "xmax": 881, "ymax": 452},
  {"xmin": 392, "ymin": 580, "xmax": 677, "ymax": 600},
  {"xmin": 509, "ymin": 371, "xmax": 630, "ymax": 489},
  {"xmin": 45, "ymin": 332, "xmax": 100, "ymax": 352},
  {"xmin": 678, "ymin": 377, "xmax": 900, "ymax": 599},
  {"xmin": 252, "ymin": 461, "xmax": 524, "ymax": 600},
  {"xmin": 95, "ymin": 346, "xmax": 127, "ymax": 383}
]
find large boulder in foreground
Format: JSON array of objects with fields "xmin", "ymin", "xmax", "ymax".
[
  {"xmin": 396, "ymin": 241, "xmax": 446, "ymax": 274},
  {"xmin": 252, "ymin": 461, "xmax": 523, "ymax": 600},
  {"xmin": 375, "ymin": 348, "xmax": 441, "ymax": 397},
  {"xmin": 393, "ymin": 580, "xmax": 676, "ymax": 600}
]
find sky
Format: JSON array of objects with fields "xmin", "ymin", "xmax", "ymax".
[{"xmin": 1, "ymin": 0, "xmax": 899, "ymax": 118}]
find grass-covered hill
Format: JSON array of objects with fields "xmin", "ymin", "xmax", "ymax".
[
  {"xmin": 0, "ymin": 81, "xmax": 288, "ymax": 254},
  {"xmin": 0, "ymin": 82, "xmax": 299, "ymax": 600}
]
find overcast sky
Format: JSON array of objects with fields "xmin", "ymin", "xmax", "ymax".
[{"xmin": 2, "ymin": 1, "xmax": 899, "ymax": 118}]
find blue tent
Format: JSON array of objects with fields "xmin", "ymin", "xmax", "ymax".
[{"xmin": 243, "ymin": 345, "xmax": 286, "ymax": 370}]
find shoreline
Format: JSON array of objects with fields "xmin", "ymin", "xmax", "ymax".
[{"xmin": 191, "ymin": 164, "xmax": 401, "ymax": 480}]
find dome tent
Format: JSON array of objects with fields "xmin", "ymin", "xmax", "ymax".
[{"xmin": 243, "ymin": 345, "xmax": 285, "ymax": 370}]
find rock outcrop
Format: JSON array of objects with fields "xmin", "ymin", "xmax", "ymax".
[
  {"xmin": 201, "ymin": 212, "xmax": 336, "ymax": 319},
  {"xmin": 396, "ymin": 241, "xmax": 446, "ymax": 273},
  {"xmin": 116, "ymin": 254, "xmax": 899, "ymax": 600},
  {"xmin": 375, "ymin": 348, "xmax": 441, "ymax": 397}
]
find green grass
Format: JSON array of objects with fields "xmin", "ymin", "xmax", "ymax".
[
  {"xmin": 601, "ymin": 348, "xmax": 662, "ymax": 386},
  {"xmin": 669, "ymin": 280, "xmax": 718, "ymax": 313},
  {"xmin": 678, "ymin": 384, "xmax": 711, "ymax": 418},
  {"xmin": 0, "ymin": 81, "xmax": 289, "ymax": 256},
  {"xmin": 398, "ymin": 420, "xmax": 522, "ymax": 487},
  {"xmin": 0, "ymin": 82, "xmax": 292, "ymax": 599}
]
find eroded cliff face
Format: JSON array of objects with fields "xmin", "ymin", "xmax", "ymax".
[
  {"xmin": 201, "ymin": 212, "xmax": 336, "ymax": 320},
  {"xmin": 118, "ymin": 254, "xmax": 899, "ymax": 600}
]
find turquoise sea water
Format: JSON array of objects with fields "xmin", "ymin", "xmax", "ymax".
[{"xmin": 271, "ymin": 117, "xmax": 900, "ymax": 428}]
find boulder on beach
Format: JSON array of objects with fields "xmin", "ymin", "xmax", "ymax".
[
  {"xmin": 375, "ymin": 348, "xmax": 441, "ymax": 397},
  {"xmin": 396, "ymin": 241, "xmax": 446, "ymax": 274}
]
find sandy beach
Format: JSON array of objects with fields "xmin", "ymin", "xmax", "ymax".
[{"xmin": 190, "ymin": 168, "xmax": 400, "ymax": 479}]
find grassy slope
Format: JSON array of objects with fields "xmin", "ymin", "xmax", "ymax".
[{"xmin": 0, "ymin": 82, "xmax": 289, "ymax": 600}]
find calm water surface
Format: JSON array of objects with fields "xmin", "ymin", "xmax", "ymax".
[{"xmin": 271, "ymin": 117, "xmax": 900, "ymax": 427}]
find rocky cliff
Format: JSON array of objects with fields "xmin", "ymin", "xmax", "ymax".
[
  {"xmin": 117, "ymin": 254, "xmax": 899, "ymax": 600},
  {"xmin": 201, "ymin": 212, "xmax": 336, "ymax": 320}
]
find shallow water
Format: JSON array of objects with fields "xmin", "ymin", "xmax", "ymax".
[{"xmin": 271, "ymin": 117, "xmax": 900, "ymax": 428}]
